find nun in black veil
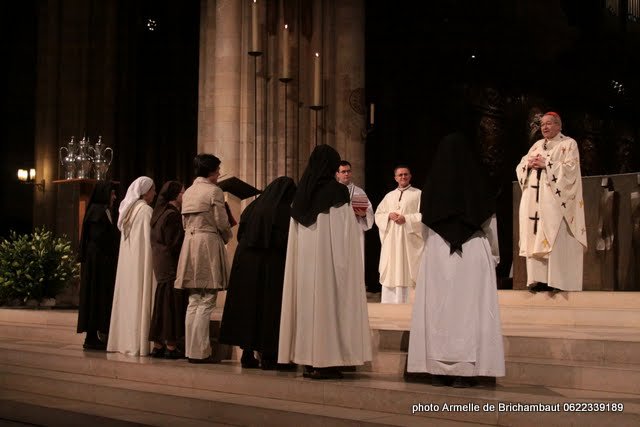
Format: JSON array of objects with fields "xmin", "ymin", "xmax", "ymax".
[
  {"xmin": 77, "ymin": 181, "xmax": 120, "ymax": 350},
  {"xmin": 407, "ymin": 119, "xmax": 505, "ymax": 388},
  {"xmin": 219, "ymin": 176, "xmax": 297, "ymax": 370},
  {"xmin": 277, "ymin": 145, "xmax": 372, "ymax": 380}
]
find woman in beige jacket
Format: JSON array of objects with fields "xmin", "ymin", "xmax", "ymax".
[{"xmin": 175, "ymin": 154, "xmax": 232, "ymax": 363}]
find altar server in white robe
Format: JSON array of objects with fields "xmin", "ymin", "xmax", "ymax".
[
  {"xmin": 516, "ymin": 112, "xmax": 587, "ymax": 292},
  {"xmin": 408, "ymin": 131, "xmax": 504, "ymax": 388},
  {"xmin": 108, "ymin": 176, "xmax": 156, "ymax": 356},
  {"xmin": 374, "ymin": 166, "xmax": 424, "ymax": 303},
  {"xmin": 335, "ymin": 160, "xmax": 374, "ymax": 267},
  {"xmin": 278, "ymin": 145, "xmax": 372, "ymax": 380}
]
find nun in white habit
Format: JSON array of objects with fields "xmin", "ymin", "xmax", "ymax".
[{"xmin": 107, "ymin": 176, "xmax": 157, "ymax": 356}]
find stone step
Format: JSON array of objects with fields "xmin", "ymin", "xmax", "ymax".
[
  {"xmin": 0, "ymin": 321, "xmax": 84, "ymax": 345},
  {"xmin": 0, "ymin": 308, "xmax": 77, "ymax": 326},
  {"xmin": 500, "ymin": 306, "xmax": 640, "ymax": 327},
  {"xmin": 505, "ymin": 356, "xmax": 640, "ymax": 395},
  {"xmin": 2, "ymin": 364, "xmax": 459, "ymax": 427},
  {"xmin": 3, "ymin": 289, "xmax": 637, "ymax": 331},
  {"xmin": 498, "ymin": 290, "xmax": 640, "ymax": 309},
  {"xmin": 362, "ymin": 349, "xmax": 640, "ymax": 395},
  {"xmin": 367, "ymin": 291, "xmax": 640, "ymax": 330},
  {"xmin": 3, "ymin": 320, "xmax": 637, "ymax": 370},
  {"xmin": 0, "ymin": 389, "xmax": 231, "ymax": 427},
  {"xmin": 373, "ymin": 328, "xmax": 640, "ymax": 365},
  {"xmin": 0, "ymin": 339, "xmax": 638, "ymax": 427}
]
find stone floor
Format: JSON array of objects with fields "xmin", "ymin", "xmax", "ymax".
[{"xmin": 0, "ymin": 291, "xmax": 638, "ymax": 425}]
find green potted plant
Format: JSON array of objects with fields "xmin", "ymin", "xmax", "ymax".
[{"xmin": 0, "ymin": 227, "xmax": 79, "ymax": 306}]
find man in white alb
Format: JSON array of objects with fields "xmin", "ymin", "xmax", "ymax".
[
  {"xmin": 336, "ymin": 160, "xmax": 374, "ymax": 267},
  {"xmin": 374, "ymin": 166, "xmax": 424, "ymax": 303}
]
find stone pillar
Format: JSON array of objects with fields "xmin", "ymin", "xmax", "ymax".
[
  {"xmin": 332, "ymin": 0, "xmax": 366, "ymax": 186},
  {"xmin": 198, "ymin": 0, "xmax": 242, "ymax": 176},
  {"xmin": 198, "ymin": 0, "xmax": 366, "ymax": 185}
]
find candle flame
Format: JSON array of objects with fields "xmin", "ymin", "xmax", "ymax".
[
  {"xmin": 284, "ymin": 24, "xmax": 288, "ymax": 29},
  {"xmin": 315, "ymin": 52, "xmax": 319, "ymax": 57}
]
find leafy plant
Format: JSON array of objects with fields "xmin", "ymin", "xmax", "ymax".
[{"xmin": 0, "ymin": 227, "xmax": 79, "ymax": 304}]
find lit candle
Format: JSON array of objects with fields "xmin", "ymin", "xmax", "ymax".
[
  {"xmin": 312, "ymin": 52, "xmax": 321, "ymax": 106},
  {"xmin": 370, "ymin": 103, "xmax": 375, "ymax": 126},
  {"xmin": 282, "ymin": 24, "xmax": 290, "ymax": 79},
  {"xmin": 251, "ymin": 0, "xmax": 260, "ymax": 53}
]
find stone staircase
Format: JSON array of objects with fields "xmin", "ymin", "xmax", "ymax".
[{"xmin": 0, "ymin": 290, "xmax": 638, "ymax": 426}]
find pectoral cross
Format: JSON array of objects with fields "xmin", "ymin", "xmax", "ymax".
[
  {"xmin": 397, "ymin": 186, "xmax": 409, "ymax": 209},
  {"xmin": 529, "ymin": 211, "xmax": 540, "ymax": 234}
]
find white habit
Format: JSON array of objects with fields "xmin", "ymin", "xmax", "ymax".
[
  {"xmin": 278, "ymin": 204, "xmax": 372, "ymax": 367},
  {"xmin": 107, "ymin": 200, "xmax": 155, "ymax": 356},
  {"xmin": 374, "ymin": 186, "xmax": 424, "ymax": 303},
  {"xmin": 407, "ymin": 216, "xmax": 505, "ymax": 377},
  {"xmin": 346, "ymin": 182, "xmax": 374, "ymax": 267},
  {"xmin": 516, "ymin": 133, "xmax": 587, "ymax": 291}
]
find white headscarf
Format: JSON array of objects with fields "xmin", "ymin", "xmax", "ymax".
[{"xmin": 117, "ymin": 176, "xmax": 154, "ymax": 232}]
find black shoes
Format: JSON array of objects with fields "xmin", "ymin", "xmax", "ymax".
[
  {"xmin": 164, "ymin": 348, "xmax": 185, "ymax": 359},
  {"xmin": 430, "ymin": 375, "xmax": 474, "ymax": 388},
  {"xmin": 529, "ymin": 282, "xmax": 564, "ymax": 294},
  {"xmin": 302, "ymin": 367, "xmax": 343, "ymax": 380},
  {"xmin": 529, "ymin": 282, "xmax": 550, "ymax": 293},
  {"xmin": 431, "ymin": 375, "xmax": 449, "ymax": 387},
  {"xmin": 451, "ymin": 376, "xmax": 473, "ymax": 388},
  {"xmin": 82, "ymin": 341, "xmax": 106, "ymax": 351},
  {"xmin": 188, "ymin": 356, "xmax": 216, "ymax": 364},
  {"xmin": 83, "ymin": 331, "xmax": 107, "ymax": 351},
  {"xmin": 150, "ymin": 347, "xmax": 165, "ymax": 358},
  {"xmin": 241, "ymin": 350, "xmax": 260, "ymax": 369},
  {"xmin": 260, "ymin": 359, "xmax": 277, "ymax": 370}
]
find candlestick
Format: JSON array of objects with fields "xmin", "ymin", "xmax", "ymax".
[
  {"xmin": 281, "ymin": 24, "xmax": 290, "ymax": 80},
  {"xmin": 250, "ymin": 0, "xmax": 261, "ymax": 55},
  {"xmin": 312, "ymin": 52, "xmax": 321, "ymax": 107},
  {"xmin": 370, "ymin": 103, "xmax": 375, "ymax": 126}
]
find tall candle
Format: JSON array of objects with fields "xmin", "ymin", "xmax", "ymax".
[
  {"xmin": 370, "ymin": 103, "xmax": 375, "ymax": 126},
  {"xmin": 312, "ymin": 52, "xmax": 321, "ymax": 106},
  {"xmin": 251, "ymin": 0, "xmax": 260, "ymax": 53},
  {"xmin": 282, "ymin": 24, "xmax": 290, "ymax": 79}
]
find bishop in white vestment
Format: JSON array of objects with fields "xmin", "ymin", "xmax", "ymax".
[
  {"xmin": 107, "ymin": 177, "xmax": 157, "ymax": 356},
  {"xmin": 374, "ymin": 166, "xmax": 424, "ymax": 304},
  {"xmin": 516, "ymin": 112, "xmax": 587, "ymax": 292}
]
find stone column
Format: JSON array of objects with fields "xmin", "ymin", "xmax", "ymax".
[
  {"xmin": 198, "ymin": 0, "xmax": 242, "ymax": 176},
  {"xmin": 332, "ymin": 0, "xmax": 366, "ymax": 186}
]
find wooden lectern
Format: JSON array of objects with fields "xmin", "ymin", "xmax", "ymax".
[{"xmin": 53, "ymin": 178, "xmax": 101, "ymax": 252}]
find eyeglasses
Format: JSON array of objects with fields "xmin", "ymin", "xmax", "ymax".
[
  {"xmin": 395, "ymin": 173, "xmax": 410, "ymax": 177},
  {"xmin": 338, "ymin": 170, "xmax": 352, "ymax": 174}
]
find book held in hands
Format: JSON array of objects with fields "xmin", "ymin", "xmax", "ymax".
[{"xmin": 351, "ymin": 194, "xmax": 369, "ymax": 213}]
